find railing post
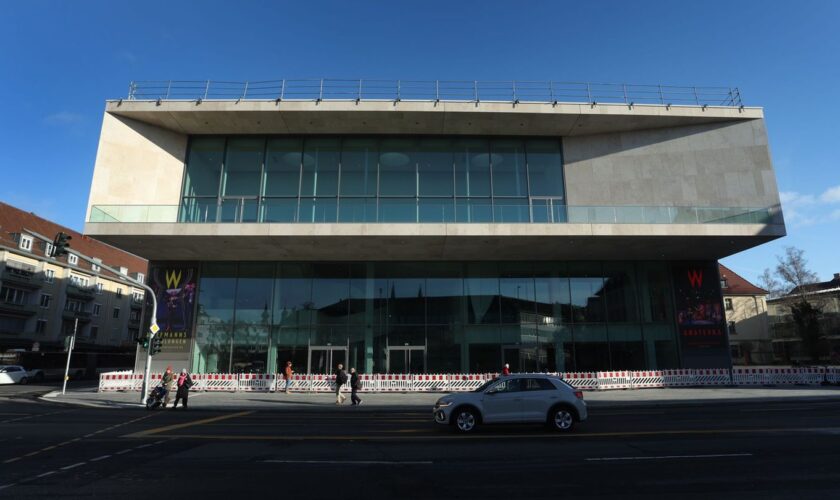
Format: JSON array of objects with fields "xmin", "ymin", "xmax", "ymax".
[
  {"xmin": 319, "ymin": 79, "xmax": 324, "ymax": 101},
  {"xmin": 658, "ymin": 84, "xmax": 664, "ymax": 104},
  {"xmin": 280, "ymin": 79, "xmax": 286, "ymax": 100},
  {"xmin": 435, "ymin": 80, "xmax": 439, "ymax": 101},
  {"xmin": 693, "ymin": 86, "xmax": 699, "ymax": 106},
  {"xmin": 396, "ymin": 80, "xmax": 401, "ymax": 101},
  {"xmin": 128, "ymin": 81, "xmax": 135, "ymax": 100},
  {"xmin": 242, "ymin": 81, "xmax": 249, "ymax": 100},
  {"xmin": 622, "ymin": 83, "xmax": 628, "ymax": 104},
  {"xmin": 474, "ymin": 80, "xmax": 478, "ymax": 102},
  {"xmin": 586, "ymin": 83, "xmax": 593, "ymax": 103},
  {"xmin": 165, "ymin": 80, "xmax": 172, "ymax": 100},
  {"xmin": 549, "ymin": 81, "xmax": 555, "ymax": 103},
  {"xmin": 358, "ymin": 79, "xmax": 363, "ymax": 101},
  {"xmin": 203, "ymin": 80, "xmax": 210, "ymax": 100},
  {"xmin": 512, "ymin": 81, "xmax": 517, "ymax": 102}
]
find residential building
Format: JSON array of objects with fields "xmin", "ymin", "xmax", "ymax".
[
  {"xmin": 719, "ymin": 263, "xmax": 771, "ymax": 365},
  {"xmin": 83, "ymin": 79, "xmax": 786, "ymax": 374},
  {"xmin": 768, "ymin": 273, "xmax": 840, "ymax": 363},
  {"xmin": 0, "ymin": 201, "xmax": 148, "ymax": 354}
]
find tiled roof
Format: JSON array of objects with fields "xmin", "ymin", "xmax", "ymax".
[
  {"xmin": 788, "ymin": 274, "xmax": 840, "ymax": 296},
  {"xmin": 0, "ymin": 201, "xmax": 147, "ymax": 278},
  {"xmin": 719, "ymin": 263, "xmax": 767, "ymax": 296}
]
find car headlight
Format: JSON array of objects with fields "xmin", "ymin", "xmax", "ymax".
[{"xmin": 435, "ymin": 401, "xmax": 452, "ymax": 408}]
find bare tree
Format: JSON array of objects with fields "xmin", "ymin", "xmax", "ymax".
[{"xmin": 759, "ymin": 247, "xmax": 823, "ymax": 362}]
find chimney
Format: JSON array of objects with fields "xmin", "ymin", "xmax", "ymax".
[{"xmin": 834, "ymin": 273, "xmax": 840, "ymax": 280}]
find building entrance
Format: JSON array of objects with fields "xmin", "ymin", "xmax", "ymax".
[
  {"xmin": 386, "ymin": 346, "xmax": 425, "ymax": 374},
  {"xmin": 308, "ymin": 346, "xmax": 348, "ymax": 375}
]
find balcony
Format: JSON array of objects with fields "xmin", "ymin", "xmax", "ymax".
[
  {"xmin": 62, "ymin": 309, "xmax": 92, "ymax": 322},
  {"xmin": 66, "ymin": 282, "xmax": 96, "ymax": 300},
  {"xmin": 0, "ymin": 301, "xmax": 39, "ymax": 316},
  {"xmin": 130, "ymin": 297, "xmax": 145, "ymax": 309},
  {"xmin": 0, "ymin": 263, "xmax": 44, "ymax": 290}
]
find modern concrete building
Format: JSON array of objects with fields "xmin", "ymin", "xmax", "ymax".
[
  {"xmin": 0, "ymin": 201, "xmax": 147, "ymax": 364},
  {"xmin": 719, "ymin": 263, "xmax": 771, "ymax": 365},
  {"xmin": 83, "ymin": 79, "xmax": 786, "ymax": 374}
]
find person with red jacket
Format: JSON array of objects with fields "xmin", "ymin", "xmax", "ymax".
[{"xmin": 502, "ymin": 363, "xmax": 511, "ymax": 376}]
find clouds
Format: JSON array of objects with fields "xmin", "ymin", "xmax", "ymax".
[
  {"xmin": 44, "ymin": 111, "xmax": 86, "ymax": 126},
  {"xmin": 780, "ymin": 185, "xmax": 840, "ymax": 227}
]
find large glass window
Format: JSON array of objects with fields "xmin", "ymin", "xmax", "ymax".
[
  {"xmin": 264, "ymin": 138, "xmax": 302, "ymax": 197},
  {"xmin": 301, "ymin": 138, "xmax": 340, "ymax": 197},
  {"xmin": 192, "ymin": 260, "xmax": 678, "ymax": 374},
  {"xmin": 379, "ymin": 138, "xmax": 416, "ymax": 196},
  {"xmin": 183, "ymin": 137, "xmax": 224, "ymax": 197},
  {"xmin": 222, "ymin": 138, "xmax": 264, "ymax": 197},
  {"xmin": 181, "ymin": 135, "xmax": 564, "ymax": 223}
]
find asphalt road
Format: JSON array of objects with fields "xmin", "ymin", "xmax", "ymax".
[{"xmin": 1, "ymin": 391, "xmax": 840, "ymax": 499}]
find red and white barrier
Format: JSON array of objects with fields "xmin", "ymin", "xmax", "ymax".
[{"xmin": 98, "ymin": 365, "xmax": 840, "ymax": 393}]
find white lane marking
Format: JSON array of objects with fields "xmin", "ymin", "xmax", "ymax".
[
  {"xmin": 153, "ymin": 440, "xmax": 166, "ymax": 445},
  {"xmin": 35, "ymin": 471, "xmax": 57, "ymax": 478},
  {"xmin": 135, "ymin": 444, "xmax": 153, "ymax": 449},
  {"xmin": 263, "ymin": 460, "xmax": 433, "ymax": 465},
  {"xmin": 61, "ymin": 462, "xmax": 86, "ymax": 471},
  {"xmin": 90, "ymin": 455, "xmax": 111, "ymax": 462},
  {"xmin": 0, "ymin": 484, "xmax": 15, "ymax": 491},
  {"xmin": 115, "ymin": 449, "xmax": 132, "ymax": 455},
  {"xmin": 740, "ymin": 408, "xmax": 801, "ymax": 413},
  {"xmin": 586, "ymin": 453, "xmax": 753, "ymax": 462}
]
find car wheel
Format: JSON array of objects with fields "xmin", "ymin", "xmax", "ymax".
[
  {"xmin": 454, "ymin": 408, "xmax": 478, "ymax": 433},
  {"xmin": 549, "ymin": 406, "xmax": 575, "ymax": 432},
  {"xmin": 19, "ymin": 377, "xmax": 29, "ymax": 385}
]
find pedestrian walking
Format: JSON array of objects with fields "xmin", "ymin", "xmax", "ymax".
[
  {"xmin": 502, "ymin": 363, "xmax": 511, "ymax": 376},
  {"xmin": 334, "ymin": 363, "xmax": 348, "ymax": 405},
  {"xmin": 161, "ymin": 366, "xmax": 174, "ymax": 407},
  {"xmin": 350, "ymin": 367, "xmax": 362, "ymax": 406},
  {"xmin": 172, "ymin": 368, "xmax": 193, "ymax": 409},
  {"xmin": 284, "ymin": 361, "xmax": 294, "ymax": 393}
]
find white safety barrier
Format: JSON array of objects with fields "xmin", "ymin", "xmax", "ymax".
[
  {"xmin": 562, "ymin": 372, "xmax": 599, "ymax": 390},
  {"xmin": 98, "ymin": 371, "xmax": 142, "ymax": 392},
  {"xmin": 694, "ymin": 368, "xmax": 731, "ymax": 386},
  {"xmin": 598, "ymin": 371, "xmax": 634, "ymax": 389},
  {"xmin": 99, "ymin": 366, "xmax": 840, "ymax": 393},
  {"xmin": 630, "ymin": 371, "xmax": 665, "ymax": 388}
]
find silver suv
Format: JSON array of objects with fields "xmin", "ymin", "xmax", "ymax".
[{"xmin": 433, "ymin": 374, "xmax": 587, "ymax": 433}]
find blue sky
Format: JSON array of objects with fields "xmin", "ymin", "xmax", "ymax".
[{"xmin": 1, "ymin": 0, "xmax": 838, "ymax": 284}]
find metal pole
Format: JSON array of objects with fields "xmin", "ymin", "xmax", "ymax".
[{"xmin": 61, "ymin": 318, "xmax": 78, "ymax": 395}]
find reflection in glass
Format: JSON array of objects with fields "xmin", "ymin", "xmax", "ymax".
[
  {"xmin": 264, "ymin": 138, "xmax": 302, "ymax": 197},
  {"xmin": 340, "ymin": 138, "xmax": 378, "ymax": 196},
  {"xmin": 223, "ymin": 137, "xmax": 264, "ymax": 197},
  {"xmin": 526, "ymin": 139, "xmax": 564, "ymax": 197},
  {"xmin": 379, "ymin": 138, "xmax": 416, "ymax": 196},
  {"xmin": 184, "ymin": 137, "xmax": 224, "ymax": 197},
  {"xmin": 454, "ymin": 138, "xmax": 491, "ymax": 197},
  {"xmin": 491, "ymin": 139, "xmax": 527, "ymax": 197},
  {"xmin": 301, "ymin": 138, "xmax": 340, "ymax": 197}
]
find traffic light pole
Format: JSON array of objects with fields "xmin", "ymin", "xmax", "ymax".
[
  {"xmin": 61, "ymin": 318, "xmax": 78, "ymax": 395},
  {"xmin": 23, "ymin": 229, "xmax": 159, "ymax": 403}
]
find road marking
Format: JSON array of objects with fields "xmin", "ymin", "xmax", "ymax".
[
  {"xmin": 61, "ymin": 462, "xmax": 86, "ymax": 470},
  {"xmin": 4, "ymin": 457, "xmax": 20, "ymax": 463},
  {"xmin": 153, "ymin": 440, "xmax": 167, "ymax": 445},
  {"xmin": 740, "ymin": 408, "xmax": 801, "ymax": 413},
  {"xmin": 123, "ymin": 410, "xmax": 254, "ymax": 438},
  {"xmin": 264, "ymin": 460, "xmax": 433, "ymax": 465},
  {"xmin": 90, "ymin": 455, "xmax": 111, "ymax": 462},
  {"xmin": 0, "ymin": 484, "xmax": 15, "ymax": 491},
  {"xmin": 35, "ymin": 471, "xmax": 57, "ymax": 478},
  {"xmin": 0, "ymin": 409, "xmax": 75, "ymax": 424},
  {"xmin": 115, "ymin": 449, "xmax": 132, "ymax": 455},
  {"xmin": 135, "ymin": 443, "xmax": 153, "ymax": 449},
  {"xmin": 152, "ymin": 426, "xmax": 840, "ymax": 442},
  {"xmin": 585, "ymin": 453, "xmax": 753, "ymax": 462}
]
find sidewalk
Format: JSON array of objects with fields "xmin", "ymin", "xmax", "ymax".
[{"xmin": 41, "ymin": 385, "xmax": 840, "ymax": 411}]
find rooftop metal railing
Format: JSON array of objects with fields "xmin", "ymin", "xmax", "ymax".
[{"xmin": 126, "ymin": 79, "xmax": 743, "ymax": 107}]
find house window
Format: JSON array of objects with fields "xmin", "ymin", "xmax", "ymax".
[
  {"xmin": 720, "ymin": 278, "xmax": 728, "ymax": 289},
  {"xmin": 19, "ymin": 234, "xmax": 33, "ymax": 251},
  {"xmin": 0, "ymin": 286, "xmax": 29, "ymax": 305},
  {"xmin": 95, "ymin": 283, "xmax": 103, "ymax": 295},
  {"xmin": 130, "ymin": 309, "xmax": 142, "ymax": 321},
  {"xmin": 65, "ymin": 299, "xmax": 84, "ymax": 313},
  {"xmin": 45, "ymin": 269, "xmax": 55, "ymax": 283},
  {"xmin": 90, "ymin": 326, "xmax": 99, "ymax": 339},
  {"xmin": 35, "ymin": 319, "xmax": 48, "ymax": 334},
  {"xmin": 728, "ymin": 321, "xmax": 737, "ymax": 335},
  {"xmin": 119, "ymin": 266, "xmax": 128, "ymax": 276},
  {"xmin": 116, "ymin": 288, "xmax": 123, "ymax": 298},
  {"xmin": 93, "ymin": 303, "xmax": 101, "ymax": 316},
  {"xmin": 68, "ymin": 254, "xmax": 78, "ymax": 265},
  {"xmin": 70, "ymin": 275, "xmax": 89, "ymax": 287},
  {"xmin": 91, "ymin": 259, "xmax": 101, "ymax": 272},
  {"xmin": 39, "ymin": 294, "xmax": 51, "ymax": 308},
  {"xmin": 136, "ymin": 273, "xmax": 145, "ymax": 284},
  {"xmin": 132, "ymin": 291, "xmax": 144, "ymax": 302},
  {"xmin": 113, "ymin": 307, "xmax": 120, "ymax": 319},
  {"xmin": 45, "ymin": 242, "xmax": 54, "ymax": 257},
  {"xmin": 724, "ymin": 298, "xmax": 733, "ymax": 311}
]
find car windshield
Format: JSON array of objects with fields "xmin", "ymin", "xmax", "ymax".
[{"xmin": 473, "ymin": 379, "xmax": 498, "ymax": 392}]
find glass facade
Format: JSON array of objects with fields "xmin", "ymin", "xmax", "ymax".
[
  {"xmin": 180, "ymin": 135, "xmax": 564, "ymax": 224},
  {"xmin": 191, "ymin": 261, "xmax": 679, "ymax": 375}
]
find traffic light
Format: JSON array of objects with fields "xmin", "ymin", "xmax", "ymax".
[
  {"xmin": 136, "ymin": 335, "xmax": 149, "ymax": 349},
  {"xmin": 51, "ymin": 232, "xmax": 72, "ymax": 258},
  {"xmin": 150, "ymin": 336, "xmax": 163, "ymax": 356}
]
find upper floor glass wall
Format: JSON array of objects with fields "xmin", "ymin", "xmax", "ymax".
[{"xmin": 180, "ymin": 135, "xmax": 564, "ymax": 223}]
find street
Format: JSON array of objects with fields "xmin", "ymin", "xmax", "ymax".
[{"xmin": 2, "ymin": 390, "xmax": 840, "ymax": 499}]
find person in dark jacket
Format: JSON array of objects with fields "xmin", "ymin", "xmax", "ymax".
[
  {"xmin": 172, "ymin": 368, "xmax": 193, "ymax": 409},
  {"xmin": 349, "ymin": 367, "xmax": 363, "ymax": 406},
  {"xmin": 161, "ymin": 366, "xmax": 174, "ymax": 406},
  {"xmin": 334, "ymin": 363, "xmax": 347, "ymax": 405}
]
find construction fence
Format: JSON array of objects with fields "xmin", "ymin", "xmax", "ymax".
[{"xmin": 99, "ymin": 366, "xmax": 840, "ymax": 393}]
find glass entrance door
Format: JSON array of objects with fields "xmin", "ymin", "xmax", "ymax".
[
  {"xmin": 308, "ymin": 346, "xmax": 348, "ymax": 375},
  {"xmin": 387, "ymin": 347, "xmax": 425, "ymax": 374}
]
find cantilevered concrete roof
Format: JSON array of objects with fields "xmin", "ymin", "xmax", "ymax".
[{"xmin": 105, "ymin": 99, "xmax": 763, "ymax": 137}]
